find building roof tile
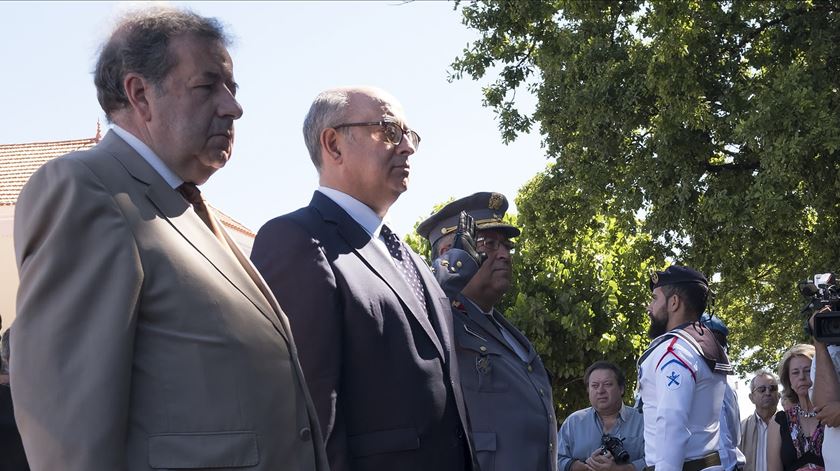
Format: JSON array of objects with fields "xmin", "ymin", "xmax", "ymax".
[{"xmin": 0, "ymin": 134, "xmax": 254, "ymax": 238}]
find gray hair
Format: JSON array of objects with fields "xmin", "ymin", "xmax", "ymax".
[
  {"xmin": 94, "ymin": 6, "xmax": 230, "ymax": 120},
  {"xmin": 302, "ymin": 89, "xmax": 353, "ymax": 170},
  {"xmin": 0, "ymin": 329, "xmax": 10, "ymax": 376},
  {"xmin": 750, "ymin": 368, "xmax": 779, "ymax": 390}
]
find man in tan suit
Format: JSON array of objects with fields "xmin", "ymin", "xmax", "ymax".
[{"xmin": 12, "ymin": 7, "xmax": 327, "ymax": 471}]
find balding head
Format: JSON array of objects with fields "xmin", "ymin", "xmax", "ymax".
[{"xmin": 303, "ymin": 86, "xmax": 403, "ymax": 170}]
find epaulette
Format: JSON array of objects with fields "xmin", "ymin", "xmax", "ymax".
[
  {"xmin": 638, "ymin": 322, "xmax": 733, "ymax": 376},
  {"xmin": 672, "ymin": 322, "xmax": 733, "ymax": 376}
]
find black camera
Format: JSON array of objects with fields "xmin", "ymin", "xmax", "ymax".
[
  {"xmin": 601, "ymin": 434, "xmax": 630, "ymax": 464},
  {"xmin": 799, "ymin": 273, "xmax": 840, "ymax": 345}
]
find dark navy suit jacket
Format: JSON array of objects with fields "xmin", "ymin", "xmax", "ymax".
[{"xmin": 251, "ymin": 191, "xmax": 475, "ymax": 471}]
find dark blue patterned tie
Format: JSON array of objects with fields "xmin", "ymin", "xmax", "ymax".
[{"xmin": 380, "ymin": 225, "xmax": 427, "ymax": 312}]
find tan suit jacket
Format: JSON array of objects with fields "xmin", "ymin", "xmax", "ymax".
[
  {"xmin": 12, "ymin": 131, "xmax": 328, "ymax": 471},
  {"xmin": 740, "ymin": 412, "xmax": 761, "ymax": 471}
]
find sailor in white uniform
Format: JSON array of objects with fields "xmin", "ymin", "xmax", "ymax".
[{"xmin": 636, "ymin": 266, "xmax": 732, "ymax": 471}]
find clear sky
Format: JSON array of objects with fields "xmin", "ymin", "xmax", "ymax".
[{"xmin": 1, "ymin": 0, "xmax": 550, "ymax": 236}]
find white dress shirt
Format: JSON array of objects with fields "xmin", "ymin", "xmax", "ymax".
[
  {"xmin": 316, "ymin": 186, "xmax": 395, "ymax": 263},
  {"xmin": 753, "ymin": 411, "xmax": 768, "ymax": 471},
  {"xmin": 111, "ymin": 125, "xmax": 183, "ymax": 188}
]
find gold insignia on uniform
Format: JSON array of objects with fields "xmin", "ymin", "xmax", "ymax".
[
  {"xmin": 650, "ymin": 271, "xmax": 659, "ymax": 285},
  {"xmin": 488, "ymin": 193, "xmax": 504, "ymax": 210}
]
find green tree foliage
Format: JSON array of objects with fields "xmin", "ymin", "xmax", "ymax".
[
  {"xmin": 506, "ymin": 170, "xmax": 660, "ymax": 417},
  {"xmin": 408, "ymin": 181, "xmax": 659, "ymax": 418},
  {"xmin": 451, "ymin": 0, "xmax": 840, "ymax": 378}
]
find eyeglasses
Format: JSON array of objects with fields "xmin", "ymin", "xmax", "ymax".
[
  {"xmin": 752, "ymin": 385, "xmax": 778, "ymax": 394},
  {"xmin": 332, "ymin": 117, "xmax": 421, "ymax": 148},
  {"xmin": 477, "ymin": 237, "xmax": 516, "ymax": 253}
]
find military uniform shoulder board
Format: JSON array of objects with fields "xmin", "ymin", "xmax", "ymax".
[{"xmin": 671, "ymin": 324, "xmax": 734, "ymax": 376}]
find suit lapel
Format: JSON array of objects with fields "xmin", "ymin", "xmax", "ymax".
[
  {"xmin": 457, "ymin": 293, "xmax": 529, "ymax": 359},
  {"xmin": 311, "ymin": 192, "xmax": 445, "ymax": 360},
  {"xmin": 103, "ymin": 132, "xmax": 286, "ymax": 340},
  {"xmin": 494, "ymin": 310, "xmax": 537, "ymax": 362},
  {"xmin": 458, "ymin": 294, "xmax": 508, "ymax": 346}
]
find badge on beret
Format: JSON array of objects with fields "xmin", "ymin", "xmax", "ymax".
[{"xmin": 650, "ymin": 271, "xmax": 659, "ymax": 285}]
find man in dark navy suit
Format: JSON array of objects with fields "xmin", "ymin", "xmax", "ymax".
[{"xmin": 251, "ymin": 86, "xmax": 474, "ymax": 471}]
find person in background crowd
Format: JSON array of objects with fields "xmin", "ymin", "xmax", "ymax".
[
  {"xmin": 809, "ymin": 308, "xmax": 840, "ymax": 470},
  {"xmin": 702, "ymin": 315, "xmax": 746, "ymax": 470},
  {"xmin": 557, "ymin": 361, "xmax": 645, "ymax": 471},
  {"xmin": 1, "ymin": 321, "xmax": 30, "ymax": 470},
  {"xmin": 766, "ymin": 344, "xmax": 824, "ymax": 471},
  {"xmin": 740, "ymin": 370, "xmax": 780, "ymax": 471}
]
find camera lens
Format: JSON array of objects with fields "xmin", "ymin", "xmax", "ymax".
[{"xmin": 823, "ymin": 318, "xmax": 840, "ymax": 335}]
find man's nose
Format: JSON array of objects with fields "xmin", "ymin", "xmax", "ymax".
[
  {"xmin": 219, "ymin": 87, "xmax": 243, "ymax": 120},
  {"xmin": 396, "ymin": 133, "xmax": 416, "ymax": 156}
]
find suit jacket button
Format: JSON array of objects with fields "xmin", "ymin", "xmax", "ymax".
[{"xmin": 299, "ymin": 427, "xmax": 312, "ymax": 441}]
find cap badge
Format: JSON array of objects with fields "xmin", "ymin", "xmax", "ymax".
[
  {"xmin": 650, "ymin": 271, "xmax": 659, "ymax": 285},
  {"xmin": 488, "ymin": 193, "xmax": 504, "ymax": 210}
]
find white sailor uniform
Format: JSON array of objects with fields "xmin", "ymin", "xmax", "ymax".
[{"xmin": 638, "ymin": 327, "xmax": 727, "ymax": 471}]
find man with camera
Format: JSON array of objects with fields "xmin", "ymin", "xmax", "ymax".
[
  {"xmin": 558, "ymin": 360, "xmax": 645, "ymax": 471},
  {"xmin": 418, "ymin": 192, "xmax": 557, "ymax": 471},
  {"xmin": 806, "ymin": 276, "xmax": 840, "ymax": 470},
  {"xmin": 637, "ymin": 266, "xmax": 730, "ymax": 471}
]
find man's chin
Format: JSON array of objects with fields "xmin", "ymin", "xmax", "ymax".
[{"xmin": 202, "ymin": 152, "xmax": 230, "ymax": 169}]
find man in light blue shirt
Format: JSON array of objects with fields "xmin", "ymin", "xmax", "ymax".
[{"xmin": 558, "ymin": 361, "xmax": 645, "ymax": 471}]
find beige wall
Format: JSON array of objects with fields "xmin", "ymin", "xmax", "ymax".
[{"xmin": 0, "ymin": 206, "xmax": 16, "ymax": 334}]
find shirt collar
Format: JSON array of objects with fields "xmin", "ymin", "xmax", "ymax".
[
  {"xmin": 111, "ymin": 125, "xmax": 183, "ymax": 189},
  {"xmin": 317, "ymin": 186, "xmax": 387, "ymax": 237},
  {"xmin": 617, "ymin": 404, "xmax": 631, "ymax": 422},
  {"xmin": 591, "ymin": 405, "xmax": 629, "ymax": 423},
  {"xmin": 463, "ymin": 297, "xmax": 494, "ymax": 316}
]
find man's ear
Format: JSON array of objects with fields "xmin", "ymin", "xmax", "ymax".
[
  {"xmin": 124, "ymin": 72, "xmax": 153, "ymax": 121},
  {"xmin": 321, "ymin": 128, "xmax": 343, "ymax": 164},
  {"xmin": 667, "ymin": 291, "xmax": 681, "ymax": 312}
]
